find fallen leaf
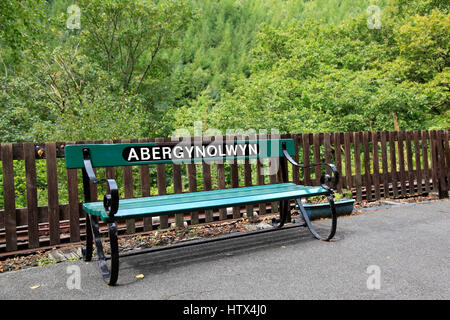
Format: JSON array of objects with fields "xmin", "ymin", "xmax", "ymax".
[
  {"xmin": 136, "ymin": 274, "xmax": 144, "ymax": 279},
  {"xmin": 281, "ymin": 246, "xmax": 286, "ymax": 249},
  {"xmin": 30, "ymin": 285, "xmax": 40, "ymax": 289}
]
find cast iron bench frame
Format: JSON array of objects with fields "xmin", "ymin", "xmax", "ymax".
[{"xmin": 65, "ymin": 138, "xmax": 339, "ymax": 285}]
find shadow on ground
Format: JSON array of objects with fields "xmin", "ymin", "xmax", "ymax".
[{"xmin": 115, "ymin": 221, "xmax": 352, "ymax": 287}]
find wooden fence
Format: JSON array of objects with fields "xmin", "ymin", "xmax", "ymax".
[{"xmin": 0, "ymin": 130, "xmax": 449, "ymax": 255}]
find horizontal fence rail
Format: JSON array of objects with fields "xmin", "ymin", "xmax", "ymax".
[{"xmin": 0, "ymin": 130, "xmax": 449, "ymax": 254}]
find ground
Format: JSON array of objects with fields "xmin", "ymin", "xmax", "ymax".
[{"xmin": 0, "ymin": 198, "xmax": 448, "ymax": 300}]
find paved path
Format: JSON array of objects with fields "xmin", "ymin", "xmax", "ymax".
[{"xmin": 0, "ymin": 200, "xmax": 449, "ymax": 300}]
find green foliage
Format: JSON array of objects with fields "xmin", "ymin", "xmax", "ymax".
[
  {"xmin": 1, "ymin": 0, "xmax": 195, "ymax": 142},
  {"xmin": 77, "ymin": 0, "xmax": 195, "ymax": 93},
  {"xmin": 176, "ymin": 0, "xmax": 449, "ymax": 133},
  {"xmin": 0, "ymin": 0, "xmax": 47, "ymax": 51},
  {"xmin": 0, "ymin": 0, "xmax": 448, "ymax": 143},
  {"xmin": 394, "ymin": 9, "xmax": 449, "ymax": 81},
  {"xmin": 37, "ymin": 257, "xmax": 58, "ymax": 266}
]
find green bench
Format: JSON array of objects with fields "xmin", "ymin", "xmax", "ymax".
[{"xmin": 65, "ymin": 138, "xmax": 339, "ymax": 285}]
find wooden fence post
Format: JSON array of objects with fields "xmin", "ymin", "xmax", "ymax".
[
  {"xmin": 1, "ymin": 143, "xmax": 17, "ymax": 251},
  {"xmin": 24, "ymin": 143, "xmax": 40, "ymax": 248},
  {"xmin": 171, "ymin": 137, "xmax": 184, "ymax": 227},
  {"xmin": 122, "ymin": 139, "xmax": 135, "ymax": 234},
  {"xmin": 371, "ymin": 131, "xmax": 380, "ymax": 199},
  {"xmin": 436, "ymin": 130, "xmax": 449, "ymax": 199},
  {"xmin": 353, "ymin": 132, "xmax": 362, "ymax": 201},
  {"xmin": 362, "ymin": 131, "xmax": 372, "ymax": 201},
  {"xmin": 203, "ymin": 136, "xmax": 214, "ymax": 223},
  {"xmin": 45, "ymin": 142, "xmax": 60, "ymax": 245},
  {"xmin": 389, "ymin": 131, "xmax": 399, "ymax": 198},
  {"xmin": 138, "ymin": 137, "xmax": 153, "ymax": 231},
  {"xmin": 380, "ymin": 131, "xmax": 389, "ymax": 198}
]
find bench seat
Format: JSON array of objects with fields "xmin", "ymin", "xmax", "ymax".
[{"xmin": 83, "ymin": 183, "xmax": 331, "ymax": 222}]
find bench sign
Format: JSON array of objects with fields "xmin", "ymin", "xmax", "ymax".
[{"xmin": 122, "ymin": 143, "xmax": 260, "ymax": 162}]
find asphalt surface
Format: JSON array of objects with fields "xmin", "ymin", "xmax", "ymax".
[{"xmin": 0, "ymin": 200, "xmax": 448, "ymax": 300}]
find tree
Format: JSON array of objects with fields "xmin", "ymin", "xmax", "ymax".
[
  {"xmin": 77, "ymin": 0, "xmax": 195, "ymax": 93},
  {"xmin": 178, "ymin": 0, "xmax": 449, "ymax": 133},
  {"xmin": 0, "ymin": 0, "xmax": 46, "ymax": 51},
  {"xmin": 0, "ymin": 0, "xmax": 196, "ymax": 142}
]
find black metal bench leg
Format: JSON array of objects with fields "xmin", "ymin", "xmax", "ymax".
[
  {"xmin": 277, "ymin": 199, "xmax": 290, "ymax": 228},
  {"xmin": 89, "ymin": 215, "xmax": 120, "ymax": 286},
  {"xmin": 295, "ymin": 195, "xmax": 337, "ymax": 241},
  {"xmin": 82, "ymin": 212, "xmax": 93, "ymax": 262}
]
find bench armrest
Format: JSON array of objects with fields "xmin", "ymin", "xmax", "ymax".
[
  {"xmin": 281, "ymin": 142, "xmax": 339, "ymax": 192},
  {"xmin": 83, "ymin": 148, "xmax": 119, "ymax": 217}
]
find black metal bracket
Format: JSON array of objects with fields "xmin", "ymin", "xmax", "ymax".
[
  {"xmin": 81, "ymin": 147, "xmax": 120, "ymax": 286},
  {"xmin": 280, "ymin": 141, "xmax": 339, "ymax": 240},
  {"xmin": 82, "ymin": 148, "xmax": 119, "ymax": 218},
  {"xmin": 295, "ymin": 196, "xmax": 337, "ymax": 241},
  {"xmin": 281, "ymin": 141, "xmax": 339, "ymax": 192}
]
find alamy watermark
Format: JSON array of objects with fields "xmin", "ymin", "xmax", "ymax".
[
  {"xmin": 66, "ymin": 265, "xmax": 81, "ymax": 290},
  {"xmin": 366, "ymin": 5, "xmax": 382, "ymax": 30},
  {"xmin": 67, "ymin": 4, "xmax": 81, "ymax": 30},
  {"xmin": 167, "ymin": 121, "xmax": 281, "ymax": 175},
  {"xmin": 366, "ymin": 265, "xmax": 381, "ymax": 290}
]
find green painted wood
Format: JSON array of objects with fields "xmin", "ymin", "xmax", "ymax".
[
  {"xmin": 83, "ymin": 183, "xmax": 331, "ymax": 222},
  {"xmin": 65, "ymin": 139, "xmax": 296, "ymax": 168}
]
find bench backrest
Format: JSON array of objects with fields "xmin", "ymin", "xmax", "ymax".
[{"xmin": 65, "ymin": 139, "xmax": 295, "ymax": 169}]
